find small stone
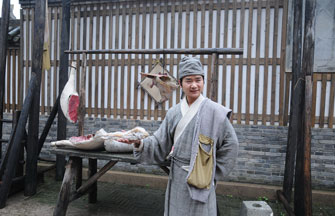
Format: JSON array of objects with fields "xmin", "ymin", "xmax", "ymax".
[{"xmin": 239, "ymin": 201, "xmax": 273, "ymax": 216}]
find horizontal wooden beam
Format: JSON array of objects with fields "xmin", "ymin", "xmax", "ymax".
[{"xmin": 65, "ymin": 48, "xmax": 244, "ymax": 55}]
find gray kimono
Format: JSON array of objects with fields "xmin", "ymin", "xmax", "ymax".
[{"xmin": 134, "ymin": 98, "xmax": 239, "ymax": 216}]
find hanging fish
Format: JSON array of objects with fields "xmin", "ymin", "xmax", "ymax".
[{"xmin": 60, "ymin": 62, "xmax": 80, "ymax": 123}]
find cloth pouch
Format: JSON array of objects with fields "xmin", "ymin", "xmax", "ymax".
[{"xmin": 187, "ymin": 134, "xmax": 214, "ymax": 189}]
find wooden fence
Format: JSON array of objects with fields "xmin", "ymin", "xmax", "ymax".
[{"xmin": 3, "ymin": 0, "xmax": 335, "ymax": 128}]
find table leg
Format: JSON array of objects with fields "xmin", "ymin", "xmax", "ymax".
[
  {"xmin": 74, "ymin": 157, "xmax": 82, "ymax": 189},
  {"xmin": 53, "ymin": 157, "xmax": 78, "ymax": 216},
  {"xmin": 88, "ymin": 158, "xmax": 97, "ymax": 203}
]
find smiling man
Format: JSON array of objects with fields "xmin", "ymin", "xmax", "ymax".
[{"xmin": 119, "ymin": 56, "xmax": 239, "ymax": 216}]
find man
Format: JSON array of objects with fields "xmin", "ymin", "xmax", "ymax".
[{"xmin": 119, "ymin": 56, "xmax": 239, "ymax": 216}]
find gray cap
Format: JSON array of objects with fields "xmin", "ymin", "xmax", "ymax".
[{"xmin": 178, "ymin": 56, "xmax": 204, "ymax": 80}]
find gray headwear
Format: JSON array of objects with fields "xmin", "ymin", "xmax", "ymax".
[{"xmin": 178, "ymin": 56, "xmax": 204, "ymax": 80}]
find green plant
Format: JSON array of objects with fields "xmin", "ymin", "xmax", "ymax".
[{"xmin": 257, "ymin": 196, "xmax": 269, "ymax": 202}]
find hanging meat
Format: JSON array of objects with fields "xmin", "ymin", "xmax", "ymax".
[{"xmin": 60, "ymin": 62, "xmax": 80, "ymax": 123}]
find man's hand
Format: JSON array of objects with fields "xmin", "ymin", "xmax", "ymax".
[{"xmin": 117, "ymin": 138, "xmax": 141, "ymax": 148}]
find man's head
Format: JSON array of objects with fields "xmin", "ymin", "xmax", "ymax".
[
  {"xmin": 178, "ymin": 56, "xmax": 205, "ymax": 104},
  {"xmin": 178, "ymin": 56, "xmax": 205, "ymax": 82}
]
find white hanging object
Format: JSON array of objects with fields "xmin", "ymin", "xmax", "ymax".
[{"xmin": 60, "ymin": 62, "xmax": 79, "ymax": 123}]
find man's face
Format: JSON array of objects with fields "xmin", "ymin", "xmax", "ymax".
[{"xmin": 180, "ymin": 75, "xmax": 204, "ymax": 103}]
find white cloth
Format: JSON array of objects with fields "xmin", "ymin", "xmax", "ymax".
[{"xmin": 174, "ymin": 94, "xmax": 204, "ymax": 144}]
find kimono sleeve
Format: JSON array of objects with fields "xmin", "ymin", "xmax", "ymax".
[
  {"xmin": 134, "ymin": 110, "xmax": 174, "ymax": 164},
  {"xmin": 215, "ymin": 118, "xmax": 239, "ymax": 181}
]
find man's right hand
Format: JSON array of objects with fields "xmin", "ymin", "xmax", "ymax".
[{"xmin": 117, "ymin": 138, "xmax": 141, "ymax": 148}]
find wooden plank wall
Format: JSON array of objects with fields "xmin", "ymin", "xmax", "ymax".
[{"xmin": 3, "ymin": 0, "xmax": 333, "ymax": 128}]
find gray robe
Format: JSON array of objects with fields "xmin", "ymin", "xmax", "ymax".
[{"xmin": 134, "ymin": 98, "xmax": 239, "ymax": 216}]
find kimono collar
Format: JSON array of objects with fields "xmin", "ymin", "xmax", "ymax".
[{"xmin": 181, "ymin": 94, "xmax": 205, "ymax": 117}]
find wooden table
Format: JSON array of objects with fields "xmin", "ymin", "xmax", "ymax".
[{"xmin": 50, "ymin": 148, "xmax": 169, "ymax": 216}]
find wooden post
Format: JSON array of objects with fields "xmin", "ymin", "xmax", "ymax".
[
  {"xmin": 25, "ymin": 0, "xmax": 47, "ymax": 196},
  {"xmin": 209, "ymin": 53, "xmax": 218, "ymax": 102},
  {"xmin": 0, "ymin": 0, "xmax": 10, "ymax": 161},
  {"xmin": 0, "ymin": 74, "xmax": 37, "ymax": 208},
  {"xmin": 294, "ymin": 0, "xmax": 315, "ymax": 215},
  {"xmin": 283, "ymin": 0, "xmax": 304, "ymax": 203},
  {"xmin": 13, "ymin": 111, "xmax": 24, "ymax": 178},
  {"xmin": 56, "ymin": 0, "xmax": 71, "ymax": 181}
]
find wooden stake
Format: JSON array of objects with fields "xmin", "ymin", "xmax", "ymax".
[
  {"xmin": 56, "ymin": 0, "xmax": 71, "ymax": 181},
  {"xmin": 295, "ymin": 0, "xmax": 315, "ymax": 215},
  {"xmin": 0, "ymin": 0, "xmax": 10, "ymax": 162},
  {"xmin": 25, "ymin": 0, "xmax": 47, "ymax": 196},
  {"xmin": 283, "ymin": 0, "xmax": 304, "ymax": 203}
]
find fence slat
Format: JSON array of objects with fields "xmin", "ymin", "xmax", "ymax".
[
  {"xmin": 147, "ymin": 1, "xmax": 154, "ymax": 120},
  {"xmin": 161, "ymin": 0, "xmax": 168, "ymax": 119},
  {"xmin": 230, "ymin": 0, "xmax": 237, "ymax": 120},
  {"xmin": 270, "ymin": 0, "xmax": 279, "ymax": 125},
  {"xmin": 119, "ymin": 3, "xmax": 127, "ymax": 119},
  {"xmin": 101, "ymin": 4, "xmax": 107, "ymax": 118},
  {"xmin": 133, "ymin": 1, "xmax": 140, "ymax": 119},
  {"xmin": 140, "ymin": 1, "xmax": 147, "ymax": 120},
  {"xmin": 245, "ymin": 0, "xmax": 253, "ymax": 124},
  {"xmin": 237, "ymin": 0, "xmax": 245, "ymax": 124},
  {"xmin": 113, "ymin": 2, "xmax": 120, "ymax": 118},
  {"xmin": 206, "ymin": 0, "xmax": 213, "ymax": 98},
  {"xmin": 311, "ymin": 73, "xmax": 318, "ymax": 126},
  {"xmin": 10, "ymin": 50, "xmax": 15, "ymax": 112},
  {"xmin": 107, "ymin": 4, "xmax": 112, "ymax": 118},
  {"xmin": 76, "ymin": 6, "xmax": 81, "ymax": 94},
  {"xmin": 94, "ymin": 4, "xmax": 101, "ymax": 117},
  {"xmin": 176, "ymin": 1, "xmax": 183, "ymax": 104},
  {"xmin": 283, "ymin": 72, "xmax": 291, "ymax": 125},
  {"xmin": 87, "ymin": 5, "xmax": 93, "ymax": 116},
  {"xmin": 262, "ymin": 0, "xmax": 270, "ymax": 125},
  {"xmin": 168, "ymin": 0, "xmax": 176, "ymax": 114},
  {"xmin": 253, "ymin": 1, "xmax": 261, "ymax": 124},
  {"xmin": 25, "ymin": 9, "xmax": 30, "ymax": 100},
  {"xmin": 6, "ymin": 50, "xmax": 11, "ymax": 112},
  {"xmin": 52, "ymin": 7, "xmax": 59, "ymax": 109},
  {"xmin": 70, "ymin": 5, "xmax": 75, "ymax": 81},
  {"xmin": 319, "ymin": 74, "xmax": 327, "ymax": 128},
  {"xmin": 221, "ymin": 0, "xmax": 229, "ymax": 106},
  {"xmin": 279, "ymin": 0, "xmax": 289, "ymax": 125},
  {"xmin": 47, "ymin": 7, "xmax": 52, "ymax": 114},
  {"xmin": 126, "ymin": 3, "xmax": 133, "ymax": 119}
]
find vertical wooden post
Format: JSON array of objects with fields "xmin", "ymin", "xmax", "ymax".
[
  {"xmin": 0, "ymin": 0, "xmax": 10, "ymax": 161},
  {"xmin": 14, "ymin": 111, "xmax": 24, "ymax": 178},
  {"xmin": 283, "ymin": 0, "xmax": 304, "ymax": 203},
  {"xmin": 25, "ymin": 0, "xmax": 46, "ymax": 196},
  {"xmin": 209, "ymin": 53, "xmax": 218, "ymax": 101},
  {"xmin": 79, "ymin": 55, "xmax": 95, "ymax": 201},
  {"xmin": 295, "ymin": 0, "xmax": 315, "ymax": 215},
  {"xmin": 56, "ymin": 0, "xmax": 71, "ymax": 181},
  {"xmin": 0, "ymin": 74, "xmax": 37, "ymax": 208}
]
